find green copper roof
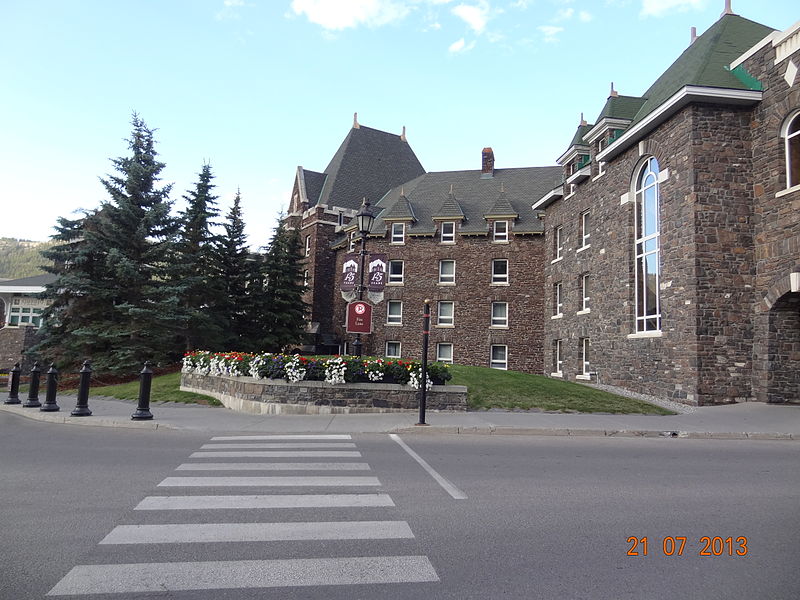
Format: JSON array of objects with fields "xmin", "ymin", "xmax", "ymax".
[
  {"xmin": 569, "ymin": 124, "xmax": 593, "ymax": 147},
  {"xmin": 629, "ymin": 14, "xmax": 774, "ymax": 127},
  {"xmin": 595, "ymin": 95, "xmax": 646, "ymax": 122}
]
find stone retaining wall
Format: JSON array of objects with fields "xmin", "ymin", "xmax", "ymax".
[{"xmin": 180, "ymin": 372, "xmax": 468, "ymax": 414}]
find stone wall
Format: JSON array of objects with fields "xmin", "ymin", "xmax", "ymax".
[
  {"xmin": 0, "ymin": 327, "xmax": 39, "ymax": 373},
  {"xmin": 331, "ymin": 231, "xmax": 546, "ymax": 373},
  {"xmin": 181, "ymin": 372, "xmax": 468, "ymax": 414}
]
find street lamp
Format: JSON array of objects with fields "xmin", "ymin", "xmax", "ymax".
[{"xmin": 352, "ymin": 197, "xmax": 375, "ymax": 357}]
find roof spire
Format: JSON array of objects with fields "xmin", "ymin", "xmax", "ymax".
[
  {"xmin": 721, "ymin": 0, "xmax": 732, "ymax": 16},
  {"xmin": 610, "ymin": 82, "xmax": 618, "ymax": 97},
  {"xmin": 500, "ymin": 182, "xmax": 505, "ymax": 193},
  {"xmin": 353, "ymin": 112, "xmax": 360, "ymax": 129},
  {"xmin": 690, "ymin": 26, "xmax": 697, "ymax": 44},
  {"xmin": 400, "ymin": 185, "xmax": 405, "ymax": 196},
  {"xmin": 449, "ymin": 183, "xmax": 454, "ymax": 195},
  {"xmin": 580, "ymin": 112, "xmax": 587, "ymax": 126},
  {"xmin": 400, "ymin": 125, "xmax": 407, "ymax": 142}
]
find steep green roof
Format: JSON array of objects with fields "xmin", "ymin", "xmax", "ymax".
[
  {"xmin": 432, "ymin": 189, "xmax": 466, "ymax": 220},
  {"xmin": 629, "ymin": 14, "xmax": 774, "ymax": 127},
  {"xmin": 569, "ymin": 124, "xmax": 593, "ymax": 148},
  {"xmin": 595, "ymin": 95, "xmax": 646, "ymax": 122},
  {"xmin": 484, "ymin": 188, "xmax": 519, "ymax": 218},
  {"xmin": 380, "ymin": 193, "xmax": 416, "ymax": 221}
]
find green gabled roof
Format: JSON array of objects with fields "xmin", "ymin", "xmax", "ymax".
[
  {"xmin": 569, "ymin": 124, "xmax": 593, "ymax": 148},
  {"xmin": 629, "ymin": 13, "xmax": 774, "ymax": 128},
  {"xmin": 432, "ymin": 189, "xmax": 465, "ymax": 220},
  {"xmin": 380, "ymin": 193, "xmax": 416, "ymax": 221},
  {"xmin": 484, "ymin": 187, "xmax": 519, "ymax": 218},
  {"xmin": 595, "ymin": 95, "xmax": 646, "ymax": 122}
]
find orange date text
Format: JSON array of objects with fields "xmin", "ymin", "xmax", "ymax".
[{"xmin": 626, "ymin": 536, "xmax": 748, "ymax": 557}]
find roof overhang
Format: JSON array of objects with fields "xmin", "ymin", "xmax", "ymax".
[
  {"xmin": 566, "ymin": 165, "xmax": 591, "ymax": 185},
  {"xmin": 0, "ymin": 285, "xmax": 47, "ymax": 295},
  {"xmin": 532, "ymin": 186, "xmax": 564, "ymax": 211},
  {"xmin": 557, "ymin": 145, "xmax": 590, "ymax": 167},
  {"xmin": 583, "ymin": 118, "xmax": 632, "ymax": 145},
  {"xmin": 597, "ymin": 85, "xmax": 763, "ymax": 162}
]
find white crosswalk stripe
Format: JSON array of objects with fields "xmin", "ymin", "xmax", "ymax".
[{"xmin": 47, "ymin": 434, "xmax": 440, "ymax": 596}]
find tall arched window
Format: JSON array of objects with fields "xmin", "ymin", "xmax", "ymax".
[
  {"xmin": 783, "ymin": 111, "xmax": 800, "ymax": 189},
  {"xmin": 634, "ymin": 156, "xmax": 661, "ymax": 332}
]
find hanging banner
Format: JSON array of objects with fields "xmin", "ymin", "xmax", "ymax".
[
  {"xmin": 367, "ymin": 253, "xmax": 387, "ymax": 293},
  {"xmin": 340, "ymin": 254, "xmax": 358, "ymax": 292},
  {"xmin": 346, "ymin": 301, "xmax": 373, "ymax": 334}
]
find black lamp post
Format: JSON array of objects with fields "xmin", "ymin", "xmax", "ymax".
[{"xmin": 352, "ymin": 197, "xmax": 375, "ymax": 357}]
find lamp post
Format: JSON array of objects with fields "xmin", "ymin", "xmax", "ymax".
[{"xmin": 352, "ymin": 197, "xmax": 375, "ymax": 357}]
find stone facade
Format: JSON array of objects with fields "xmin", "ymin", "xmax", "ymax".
[
  {"xmin": 0, "ymin": 326, "xmax": 39, "ymax": 372},
  {"xmin": 181, "ymin": 372, "xmax": 468, "ymax": 414}
]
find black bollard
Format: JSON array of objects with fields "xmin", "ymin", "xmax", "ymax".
[
  {"xmin": 23, "ymin": 362, "xmax": 42, "ymax": 408},
  {"xmin": 131, "ymin": 362, "xmax": 154, "ymax": 420},
  {"xmin": 4, "ymin": 363, "xmax": 21, "ymax": 405},
  {"xmin": 417, "ymin": 299, "xmax": 431, "ymax": 426},
  {"xmin": 70, "ymin": 360, "xmax": 93, "ymax": 417},
  {"xmin": 40, "ymin": 364, "xmax": 60, "ymax": 412}
]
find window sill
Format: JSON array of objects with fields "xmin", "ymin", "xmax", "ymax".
[
  {"xmin": 592, "ymin": 171, "xmax": 606, "ymax": 182},
  {"xmin": 550, "ymin": 371, "xmax": 563, "ymax": 378},
  {"xmin": 576, "ymin": 308, "xmax": 591, "ymax": 315},
  {"xmin": 575, "ymin": 374, "xmax": 591, "ymax": 381},
  {"xmin": 438, "ymin": 282, "xmax": 455, "ymax": 287},
  {"xmin": 435, "ymin": 324, "xmax": 455, "ymax": 329},
  {"xmin": 490, "ymin": 325, "xmax": 509, "ymax": 329},
  {"xmin": 551, "ymin": 256, "xmax": 563, "ymax": 265},
  {"xmin": 390, "ymin": 241, "xmax": 405, "ymax": 245},
  {"xmin": 627, "ymin": 330, "xmax": 663, "ymax": 339},
  {"xmin": 551, "ymin": 314, "xmax": 563, "ymax": 320},
  {"xmin": 440, "ymin": 241, "xmax": 456, "ymax": 245},
  {"xmin": 776, "ymin": 184, "xmax": 800, "ymax": 198},
  {"xmin": 492, "ymin": 240, "xmax": 510, "ymax": 244},
  {"xmin": 386, "ymin": 323, "xmax": 403, "ymax": 327},
  {"xmin": 490, "ymin": 282, "xmax": 510, "ymax": 287},
  {"xmin": 387, "ymin": 282, "xmax": 404, "ymax": 286},
  {"xmin": 576, "ymin": 244, "xmax": 591, "ymax": 254}
]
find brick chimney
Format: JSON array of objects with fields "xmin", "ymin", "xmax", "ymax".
[{"xmin": 482, "ymin": 147, "xmax": 495, "ymax": 178}]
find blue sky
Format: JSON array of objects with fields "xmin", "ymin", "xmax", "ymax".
[{"xmin": 1, "ymin": 0, "xmax": 796, "ymax": 246}]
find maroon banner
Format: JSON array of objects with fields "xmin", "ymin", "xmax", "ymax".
[
  {"xmin": 346, "ymin": 301, "xmax": 373, "ymax": 334},
  {"xmin": 367, "ymin": 253, "xmax": 387, "ymax": 293},
  {"xmin": 340, "ymin": 254, "xmax": 358, "ymax": 292}
]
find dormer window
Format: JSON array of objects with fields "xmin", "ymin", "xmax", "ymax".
[
  {"xmin": 305, "ymin": 235, "xmax": 311, "ymax": 257},
  {"xmin": 493, "ymin": 221, "xmax": 508, "ymax": 242},
  {"xmin": 391, "ymin": 222, "xmax": 405, "ymax": 244},
  {"xmin": 440, "ymin": 221, "xmax": 455, "ymax": 243},
  {"xmin": 338, "ymin": 212, "xmax": 345, "ymax": 226}
]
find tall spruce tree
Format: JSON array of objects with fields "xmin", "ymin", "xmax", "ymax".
[
  {"xmin": 36, "ymin": 114, "xmax": 185, "ymax": 374},
  {"xmin": 173, "ymin": 163, "xmax": 223, "ymax": 351},
  {"xmin": 257, "ymin": 219, "xmax": 308, "ymax": 352}
]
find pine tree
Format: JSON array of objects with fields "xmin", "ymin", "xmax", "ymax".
[
  {"xmin": 257, "ymin": 219, "xmax": 308, "ymax": 352},
  {"xmin": 173, "ymin": 163, "xmax": 223, "ymax": 351}
]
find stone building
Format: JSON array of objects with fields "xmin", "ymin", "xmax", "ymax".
[
  {"xmin": 0, "ymin": 274, "xmax": 55, "ymax": 371},
  {"xmin": 534, "ymin": 9, "xmax": 799, "ymax": 404}
]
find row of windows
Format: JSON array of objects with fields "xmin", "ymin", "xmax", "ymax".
[
  {"xmin": 386, "ymin": 300, "xmax": 509, "ymax": 328},
  {"xmin": 551, "ymin": 338, "xmax": 590, "ymax": 377},
  {"xmin": 5, "ymin": 306, "xmax": 44, "ymax": 328},
  {"xmin": 385, "ymin": 259, "xmax": 509, "ymax": 285},
  {"xmin": 382, "ymin": 220, "xmax": 511, "ymax": 246},
  {"xmin": 385, "ymin": 341, "xmax": 509, "ymax": 370},
  {"xmin": 552, "ymin": 210, "xmax": 590, "ymax": 262},
  {"xmin": 552, "ymin": 274, "xmax": 590, "ymax": 317}
]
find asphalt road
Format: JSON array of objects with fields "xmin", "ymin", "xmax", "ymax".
[{"xmin": 1, "ymin": 411, "xmax": 798, "ymax": 599}]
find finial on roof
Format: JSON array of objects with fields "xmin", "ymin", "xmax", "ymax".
[
  {"xmin": 353, "ymin": 112, "xmax": 360, "ymax": 129},
  {"xmin": 400, "ymin": 125, "xmax": 406, "ymax": 142},
  {"xmin": 449, "ymin": 184, "xmax": 454, "ymax": 195},
  {"xmin": 500, "ymin": 182, "xmax": 505, "ymax": 193},
  {"xmin": 690, "ymin": 26, "xmax": 697, "ymax": 44},
  {"xmin": 400, "ymin": 185, "xmax": 405, "ymax": 196},
  {"xmin": 580, "ymin": 112, "xmax": 587, "ymax": 127},
  {"xmin": 721, "ymin": 0, "xmax": 732, "ymax": 15},
  {"xmin": 610, "ymin": 82, "xmax": 618, "ymax": 97}
]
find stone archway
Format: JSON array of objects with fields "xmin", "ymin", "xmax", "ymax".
[{"xmin": 765, "ymin": 285, "xmax": 800, "ymax": 403}]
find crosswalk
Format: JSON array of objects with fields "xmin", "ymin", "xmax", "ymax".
[{"xmin": 47, "ymin": 434, "xmax": 440, "ymax": 596}]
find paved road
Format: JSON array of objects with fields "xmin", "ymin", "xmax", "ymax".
[{"xmin": 1, "ymin": 411, "xmax": 798, "ymax": 599}]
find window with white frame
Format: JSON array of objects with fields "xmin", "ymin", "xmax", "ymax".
[
  {"xmin": 437, "ymin": 343, "xmax": 453, "ymax": 364},
  {"xmin": 305, "ymin": 235, "xmax": 311, "ymax": 257},
  {"xmin": 552, "ymin": 339, "xmax": 563, "ymax": 375},
  {"xmin": 491, "ymin": 259, "xmax": 508, "ymax": 284},
  {"xmin": 439, "ymin": 260, "xmax": 455, "ymax": 284},
  {"xmin": 490, "ymin": 345, "xmax": 508, "ymax": 370},
  {"xmin": 440, "ymin": 221, "xmax": 455, "ymax": 243},
  {"xmin": 581, "ymin": 274, "xmax": 590, "ymax": 312},
  {"xmin": 438, "ymin": 301, "xmax": 454, "ymax": 326},
  {"xmin": 391, "ymin": 222, "xmax": 405, "ymax": 244},
  {"xmin": 303, "ymin": 270, "xmax": 309, "ymax": 287},
  {"xmin": 493, "ymin": 220, "xmax": 508, "ymax": 242},
  {"xmin": 553, "ymin": 282, "xmax": 563, "ymax": 316},
  {"xmin": 491, "ymin": 302, "xmax": 508, "ymax": 327},
  {"xmin": 579, "ymin": 210, "xmax": 590, "ymax": 248},
  {"xmin": 7, "ymin": 306, "xmax": 44, "ymax": 328},
  {"xmin": 634, "ymin": 156, "xmax": 661, "ymax": 332},
  {"xmin": 348, "ymin": 231, "xmax": 357, "ymax": 252},
  {"xmin": 388, "ymin": 260, "xmax": 404, "ymax": 284},
  {"xmin": 784, "ymin": 111, "xmax": 800, "ymax": 189},
  {"xmin": 580, "ymin": 337, "xmax": 590, "ymax": 376},
  {"xmin": 385, "ymin": 341, "xmax": 401, "ymax": 358},
  {"xmin": 386, "ymin": 300, "xmax": 403, "ymax": 325},
  {"xmin": 553, "ymin": 226, "xmax": 563, "ymax": 260},
  {"xmin": 338, "ymin": 212, "xmax": 345, "ymax": 226}
]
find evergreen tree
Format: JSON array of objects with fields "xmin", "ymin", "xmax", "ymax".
[
  {"xmin": 173, "ymin": 163, "xmax": 223, "ymax": 351},
  {"xmin": 35, "ymin": 114, "xmax": 185, "ymax": 374},
  {"xmin": 257, "ymin": 219, "xmax": 308, "ymax": 352}
]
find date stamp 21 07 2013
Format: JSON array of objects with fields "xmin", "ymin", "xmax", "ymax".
[{"xmin": 627, "ymin": 536, "xmax": 748, "ymax": 557}]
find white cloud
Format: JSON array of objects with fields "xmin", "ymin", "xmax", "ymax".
[
  {"xmin": 538, "ymin": 24, "xmax": 563, "ymax": 42},
  {"xmin": 448, "ymin": 37, "xmax": 476, "ymax": 52},
  {"xmin": 578, "ymin": 10, "xmax": 592, "ymax": 21},
  {"xmin": 640, "ymin": 0, "xmax": 706, "ymax": 18},
  {"xmin": 554, "ymin": 7, "xmax": 574, "ymax": 20},
  {"xmin": 451, "ymin": 1, "xmax": 490, "ymax": 34},
  {"xmin": 291, "ymin": 0, "xmax": 411, "ymax": 30}
]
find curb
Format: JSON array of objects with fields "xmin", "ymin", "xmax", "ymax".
[{"xmin": 0, "ymin": 404, "xmax": 176, "ymax": 430}]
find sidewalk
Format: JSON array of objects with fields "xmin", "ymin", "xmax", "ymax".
[{"xmin": 2, "ymin": 395, "xmax": 799, "ymax": 440}]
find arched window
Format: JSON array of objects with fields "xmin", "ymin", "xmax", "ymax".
[
  {"xmin": 634, "ymin": 156, "xmax": 661, "ymax": 332},
  {"xmin": 783, "ymin": 111, "xmax": 800, "ymax": 189}
]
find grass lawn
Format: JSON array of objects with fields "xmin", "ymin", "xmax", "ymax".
[
  {"xmin": 448, "ymin": 364, "xmax": 673, "ymax": 414},
  {"xmin": 87, "ymin": 372, "xmax": 221, "ymax": 406}
]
